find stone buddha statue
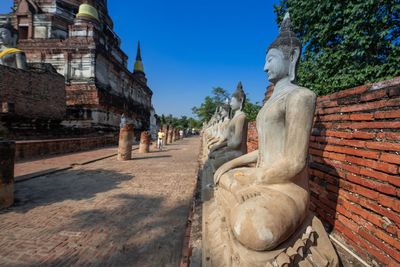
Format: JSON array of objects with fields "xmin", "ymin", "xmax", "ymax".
[
  {"xmin": 208, "ymin": 82, "xmax": 248, "ymax": 170},
  {"xmin": 207, "ymin": 102, "xmax": 231, "ymax": 149},
  {"xmin": 0, "ymin": 21, "xmax": 27, "ymax": 70},
  {"xmin": 203, "ymin": 13, "xmax": 338, "ymax": 266},
  {"xmin": 201, "ymin": 83, "xmax": 248, "ymax": 201}
]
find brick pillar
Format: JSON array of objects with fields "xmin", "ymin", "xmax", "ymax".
[
  {"xmin": 0, "ymin": 140, "xmax": 15, "ymax": 209},
  {"xmin": 138, "ymin": 131, "xmax": 150, "ymax": 153},
  {"xmin": 172, "ymin": 128, "xmax": 177, "ymax": 142},
  {"xmin": 167, "ymin": 128, "xmax": 173, "ymax": 144},
  {"xmin": 162, "ymin": 125, "xmax": 168, "ymax": 146},
  {"xmin": 117, "ymin": 124, "xmax": 134, "ymax": 161}
]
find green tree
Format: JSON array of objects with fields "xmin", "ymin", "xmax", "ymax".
[
  {"xmin": 243, "ymin": 98, "xmax": 261, "ymax": 121},
  {"xmin": 193, "ymin": 87, "xmax": 261, "ymax": 122},
  {"xmin": 274, "ymin": 0, "xmax": 400, "ymax": 95},
  {"xmin": 192, "ymin": 87, "xmax": 229, "ymax": 122}
]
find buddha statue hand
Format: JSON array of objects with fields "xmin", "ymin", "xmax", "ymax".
[{"xmin": 214, "ymin": 162, "xmax": 232, "ymax": 185}]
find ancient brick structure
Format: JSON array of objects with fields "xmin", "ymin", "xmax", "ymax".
[
  {"xmin": 0, "ymin": 64, "xmax": 66, "ymax": 137},
  {"xmin": 4, "ymin": 0, "xmax": 153, "ymax": 132},
  {"xmin": 246, "ymin": 77, "xmax": 400, "ymax": 266}
]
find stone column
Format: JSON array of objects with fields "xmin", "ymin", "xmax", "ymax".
[
  {"xmin": 0, "ymin": 140, "xmax": 15, "ymax": 209},
  {"xmin": 117, "ymin": 124, "xmax": 134, "ymax": 161},
  {"xmin": 167, "ymin": 128, "xmax": 173, "ymax": 144},
  {"xmin": 138, "ymin": 131, "xmax": 150, "ymax": 153}
]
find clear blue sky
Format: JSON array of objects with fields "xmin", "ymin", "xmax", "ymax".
[{"xmin": 0, "ymin": 0, "xmax": 280, "ymax": 117}]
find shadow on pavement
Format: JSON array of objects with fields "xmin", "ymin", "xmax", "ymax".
[{"xmin": 7, "ymin": 168, "xmax": 133, "ymax": 214}]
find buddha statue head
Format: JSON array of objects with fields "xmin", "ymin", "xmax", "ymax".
[
  {"xmin": 264, "ymin": 12, "xmax": 302, "ymax": 83},
  {"xmin": 230, "ymin": 82, "xmax": 246, "ymax": 112},
  {"xmin": 0, "ymin": 21, "xmax": 17, "ymax": 49}
]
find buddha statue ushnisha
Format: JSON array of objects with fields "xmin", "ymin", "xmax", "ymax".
[
  {"xmin": 214, "ymin": 12, "xmax": 316, "ymax": 251},
  {"xmin": 0, "ymin": 20, "xmax": 27, "ymax": 70}
]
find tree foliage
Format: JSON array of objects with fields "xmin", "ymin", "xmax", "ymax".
[
  {"xmin": 274, "ymin": 0, "xmax": 400, "ymax": 95},
  {"xmin": 160, "ymin": 114, "xmax": 202, "ymax": 129},
  {"xmin": 192, "ymin": 87, "xmax": 261, "ymax": 122}
]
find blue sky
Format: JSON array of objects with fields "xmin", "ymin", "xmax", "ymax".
[{"xmin": 0, "ymin": 0, "xmax": 280, "ymax": 117}]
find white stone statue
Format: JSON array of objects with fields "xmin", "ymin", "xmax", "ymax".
[
  {"xmin": 203, "ymin": 13, "xmax": 339, "ymax": 266},
  {"xmin": 0, "ymin": 21, "xmax": 27, "ymax": 70}
]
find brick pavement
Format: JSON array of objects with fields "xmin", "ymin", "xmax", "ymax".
[{"xmin": 0, "ymin": 137, "xmax": 200, "ymax": 267}]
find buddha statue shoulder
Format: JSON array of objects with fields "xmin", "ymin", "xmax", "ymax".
[
  {"xmin": 0, "ymin": 21, "xmax": 27, "ymax": 70},
  {"xmin": 213, "ymin": 13, "xmax": 316, "ymax": 251}
]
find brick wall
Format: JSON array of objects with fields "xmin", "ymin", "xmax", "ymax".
[
  {"xmin": 0, "ymin": 65, "xmax": 66, "ymax": 120},
  {"xmin": 246, "ymin": 77, "xmax": 400, "ymax": 266}
]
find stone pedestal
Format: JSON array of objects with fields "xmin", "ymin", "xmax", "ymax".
[
  {"xmin": 117, "ymin": 124, "xmax": 134, "ymax": 161},
  {"xmin": 0, "ymin": 140, "xmax": 15, "ymax": 209},
  {"xmin": 138, "ymin": 131, "xmax": 150, "ymax": 153}
]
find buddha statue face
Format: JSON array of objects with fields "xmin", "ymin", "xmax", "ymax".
[
  {"xmin": 230, "ymin": 96, "xmax": 241, "ymax": 111},
  {"xmin": 264, "ymin": 48, "xmax": 290, "ymax": 84},
  {"xmin": 0, "ymin": 27, "xmax": 15, "ymax": 48}
]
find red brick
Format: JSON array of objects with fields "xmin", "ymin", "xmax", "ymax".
[
  {"xmin": 340, "ymin": 100, "xmax": 388, "ymax": 113},
  {"xmin": 330, "ymin": 84, "xmax": 370, "ymax": 100},
  {"xmin": 322, "ymin": 130, "xmax": 353, "ymax": 139},
  {"xmin": 378, "ymin": 194, "xmax": 400, "ymax": 212},
  {"xmin": 349, "ymin": 113, "xmax": 374, "ymax": 121},
  {"xmin": 346, "ymin": 173, "xmax": 397, "ymax": 195},
  {"xmin": 366, "ymin": 141, "xmax": 400, "ymax": 152},
  {"xmin": 351, "ymin": 131, "xmax": 376, "ymax": 139},
  {"xmin": 377, "ymin": 132, "xmax": 400, "ymax": 141},
  {"xmin": 374, "ymin": 109, "xmax": 400, "ymax": 119},
  {"xmin": 336, "ymin": 121, "xmax": 400, "ymax": 130},
  {"xmin": 360, "ymin": 89, "xmax": 388, "ymax": 102},
  {"xmin": 317, "ymin": 99, "xmax": 338, "ymax": 108},
  {"xmin": 319, "ymin": 114, "xmax": 350, "ymax": 121},
  {"xmin": 380, "ymin": 153, "xmax": 400, "ymax": 165},
  {"xmin": 358, "ymin": 228, "xmax": 400, "ymax": 263},
  {"xmin": 324, "ymin": 145, "xmax": 380, "ymax": 159},
  {"xmin": 346, "ymin": 156, "xmax": 398, "ymax": 174},
  {"xmin": 366, "ymin": 224, "xmax": 400, "ymax": 250}
]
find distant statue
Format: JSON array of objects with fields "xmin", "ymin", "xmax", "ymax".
[
  {"xmin": 0, "ymin": 20, "xmax": 27, "ymax": 70},
  {"xmin": 120, "ymin": 113, "xmax": 127, "ymax": 128},
  {"xmin": 208, "ymin": 82, "xmax": 248, "ymax": 172}
]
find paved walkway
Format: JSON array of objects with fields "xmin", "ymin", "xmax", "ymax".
[
  {"xmin": 15, "ymin": 146, "xmax": 139, "ymax": 182},
  {"xmin": 0, "ymin": 137, "xmax": 200, "ymax": 267}
]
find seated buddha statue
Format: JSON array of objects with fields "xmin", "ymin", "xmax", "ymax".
[
  {"xmin": 202, "ymin": 83, "xmax": 247, "ymax": 188},
  {"xmin": 207, "ymin": 102, "xmax": 231, "ymax": 150},
  {"xmin": 208, "ymin": 82, "xmax": 248, "ymax": 171},
  {"xmin": 0, "ymin": 21, "xmax": 27, "ymax": 70},
  {"xmin": 213, "ymin": 13, "xmax": 316, "ymax": 251}
]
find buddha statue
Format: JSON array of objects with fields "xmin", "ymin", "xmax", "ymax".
[
  {"xmin": 201, "ymin": 84, "xmax": 248, "ymax": 201},
  {"xmin": 0, "ymin": 21, "xmax": 27, "ymax": 70},
  {"xmin": 213, "ymin": 12, "xmax": 315, "ymax": 252},
  {"xmin": 207, "ymin": 102, "xmax": 231, "ymax": 149},
  {"xmin": 208, "ymin": 82, "xmax": 248, "ymax": 171},
  {"xmin": 204, "ymin": 13, "xmax": 339, "ymax": 267}
]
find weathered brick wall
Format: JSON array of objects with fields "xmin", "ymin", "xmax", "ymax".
[
  {"xmin": 0, "ymin": 65, "xmax": 66, "ymax": 120},
  {"xmin": 15, "ymin": 135, "xmax": 118, "ymax": 161},
  {"xmin": 246, "ymin": 77, "xmax": 400, "ymax": 266}
]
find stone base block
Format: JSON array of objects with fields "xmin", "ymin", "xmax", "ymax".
[
  {"xmin": 0, "ymin": 183, "xmax": 14, "ymax": 209},
  {"xmin": 203, "ymin": 199, "xmax": 339, "ymax": 267}
]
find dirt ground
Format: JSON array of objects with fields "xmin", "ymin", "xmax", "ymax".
[{"xmin": 0, "ymin": 137, "xmax": 200, "ymax": 267}]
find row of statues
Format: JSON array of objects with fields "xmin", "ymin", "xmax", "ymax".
[
  {"xmin": 0, "ymin": 20, "xmax": 27, "ymax": 70},
  {"xmin": 201, "ymin": 13, "xmax": 338, "ymax": 266}
]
